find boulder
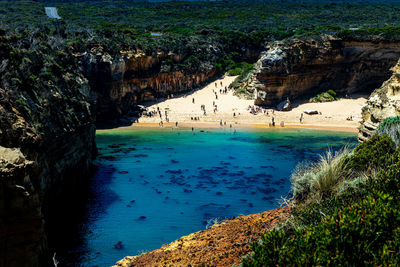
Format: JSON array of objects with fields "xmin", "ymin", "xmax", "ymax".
[
  {"xmin": 277, "ymin": 99, "xmax": 291, "ymax": 111},
  {"xmin": 304, "ymin": 110, "xmax": 319, "ymax": 115}
]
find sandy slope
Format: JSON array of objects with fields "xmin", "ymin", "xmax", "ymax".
[{"xmin": 134, "ymin": 75, "xmax": 367, "ymax": 132}]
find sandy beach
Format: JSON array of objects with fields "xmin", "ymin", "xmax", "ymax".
[{"xmin": 129, "ymin": 75, "xmax": 367, "ymax": 133}]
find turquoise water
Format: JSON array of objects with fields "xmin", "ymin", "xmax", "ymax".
[{"xmin": 66, "ymin": 127, "xmax": 356, "ymax": 266}]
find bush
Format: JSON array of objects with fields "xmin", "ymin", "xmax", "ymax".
[
  {"xmin": 376, "ymin": 116, "xmax": 400, "ymax": 146},
  {"xmin": 291, "ymin": 148, "xmax": 352, "ymax": 203},
  {"xmin": 227, "ymin": 67, "xmax": 242, "ymax": 76},
  {"xmin": 281, "ymin": 177, "xmax": 372, "ymax": 233},
  {"xmin": 375, "ymin": 151, "xmax": 400, "ymax": 197},
  {"xmin": 310, "ymin": 90, "xmax": 337, "ymax": 102},
  {"xmin": 347, "ymin": 134, "xmax": 396, "ymax": 172},
  {"xmin": 243, "ymin": 192, "xmax": 400, "ymax": 266}
]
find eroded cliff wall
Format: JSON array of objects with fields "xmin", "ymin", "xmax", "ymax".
[
  {"xmin": 358, "ymin": 60, "xmax": 400, "ymax": 141},
  {"xmin": 79, "ymin": 48, "xmax": 216, "ymax": 122},
  {"xmin": 0, "ymin": 32, "xmax": 96, "ymax": 266},
  {"xmin": 246, "ymin": 37, "xmax": 400, "ymax": 106}
]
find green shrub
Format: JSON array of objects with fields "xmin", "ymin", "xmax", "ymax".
[
  {"xmin": 375, "ymin": 151, "xmax": 400, "ymax": 197},
  {"xmin": 347, "ymin": 134, "xmax": 396, "ymax": 172},
  {"xmin": 310, "ymin": 90, "xmax": 337, "ymax": 103},
  {"xmin": 376, "ymin": 116, "xmax": 400, "ymax": 146},
  {"xmin": 227, "ymin": 67, "xmax": 242, "ymax": 76},
  {"xmin": 243, "ymin": 192, "xmax": 400, "ymax": 266}
]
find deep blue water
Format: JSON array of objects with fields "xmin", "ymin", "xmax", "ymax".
[{"xmin": 65, "ymin": 127, "xmax": 356, "ymax": 266}]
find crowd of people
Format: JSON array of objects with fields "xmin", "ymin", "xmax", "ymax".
[{"xmin": 137, "ymin": 78, "xmax": 314, "ymax": 128}]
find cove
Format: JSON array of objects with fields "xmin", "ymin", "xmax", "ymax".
[{"xmin": 62, "ymin": 127, "xmax": 356, "ymax": 266}]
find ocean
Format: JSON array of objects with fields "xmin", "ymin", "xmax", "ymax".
[{"xmin": 58, "ymin": 127, "xmax": 357, "ymax": 266}]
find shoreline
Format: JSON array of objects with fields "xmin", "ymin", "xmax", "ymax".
[{"xmin": 98, "ymin": 121, "xmax": 359, "ymax": 133}]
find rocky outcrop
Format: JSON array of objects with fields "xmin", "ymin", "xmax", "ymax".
[
  {"xmin": 0, "ymin": 31, "xmax": 96, "ymax": 266},
  {"xmin": 358, "ymin": 60, "xmax": 400, "ymax": 142},
  {"xmin": 246, "ymin": 37, "xmax": 400, "ymax": 106},
  {"xmin": 115, "ymin": 207, "xmax": 288, "ymax": 267},
  {"xmin": 0, "ymin": 147, "xmax": 41, "ymax": 267},
  {"xmin": 78, "ymin": 48, "xmax": 216, "ymax": 122}
]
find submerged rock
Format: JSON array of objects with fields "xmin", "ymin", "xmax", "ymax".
[{"xmin": 114, "ymin": 241, "xmax": 124, "ymax": 250}]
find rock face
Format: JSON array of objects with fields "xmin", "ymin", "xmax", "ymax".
[
  {"xmin": 358, "ymin": 60, "xmax": 400, "ymax": 142},
  {"xmin": 114, "ymin": 208, "xmax": 288, "ymax": 267},
  {"xmin": 0, "ymin": 32, "xmax": 96, "ymax": 266},
  {"xmin": 79, "ymin": 48, "xmax": 216, "ymax": 122},
  {"xmin": 246, "ymin": 37, "xmax": 400, "ymax": 106},
  {"xmin": 0, "ymin": 147, "xmax": 41, "ymax": 267}
]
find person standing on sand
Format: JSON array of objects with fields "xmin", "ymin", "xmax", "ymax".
[
  {"xmin": 272, "ymin": 117, "xmax": 275, "ymax": 126},
  {"xmin": 220, "ymin": 120, "xmax": 222, "ymax": 126},
  {"xmin": 220, "ymin": 81, "xmax": 222, "ymax": 87},
  {"xmin": 300, "ymin": 113, "xmax": 303, "ymax": 124},
  {"xmin": 215, "ymin": 82, "xmax": 217, "ymax": 88},
  {"xmin": 175, "ymin": 121, "xmax": 178, "ymax": 127},
  {"xmin": 192, "ymin": 98, "xmax": 195, "ymax": 104}
]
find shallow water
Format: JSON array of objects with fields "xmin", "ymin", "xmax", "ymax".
[{"xmin": 62, "ymin": 127, "xmax": 356, "ymax": 266}]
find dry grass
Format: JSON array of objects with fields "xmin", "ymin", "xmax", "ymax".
[{"xmin": 291, "ymin": 148, "xmax": 353, "ymax": 204}]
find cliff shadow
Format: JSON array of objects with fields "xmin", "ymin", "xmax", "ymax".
[{"xmin": 43, "ymin": 163, "xmax": 119, "ymax": 266}]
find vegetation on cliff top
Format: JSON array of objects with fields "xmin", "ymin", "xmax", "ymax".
[
  {"xmin": 3, "ymin": 0, "xmax": 400, "ymax": 75},
  {"xmin": 243, "ymin": 127, "xmax": 400, "ymax": 265},
  {"xmin": 0, "ymin": 28, "xmax": 93, "ymax": 149}
]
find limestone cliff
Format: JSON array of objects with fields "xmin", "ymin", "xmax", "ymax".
[
  {"xmin": 246, "ymin": 37, "xmax": 400, "ymax": 106},
  {"xmin": 78, "ymin": 47, "xmax": 216, "ymax": 122},
  {"xmin": 358, "ymin": 60, "xmax": 400, "ymax": 142},
  {"xmin": 0, "ymin": 31, "xmax": 96, "ymax": 266}
]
